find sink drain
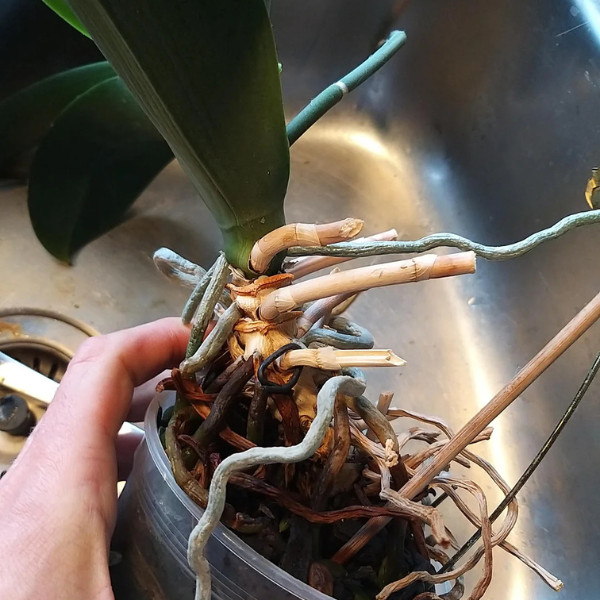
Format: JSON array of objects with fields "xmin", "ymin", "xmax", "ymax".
[
  {"xmin": 0, "ymin": 342, "xmax": 70, "ymax": 383},
  {"xmin": 0, "ymin": 308, "xmax": 98, "ymax": 471}
]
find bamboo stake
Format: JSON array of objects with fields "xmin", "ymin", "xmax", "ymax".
[
  {"xmin": 250, "ymin": 218, "xmax": 364, "ymax": 273},
  {"xmin": 280, "ymin": 347, "xmax": 406, "ymax": 370},
  {"xmin": 333, "ymin": 288, "xmax": 600, "ymax": 562},
  {"xmin": 260, "ymin": 251, "xmax": 476, "ymax": 320},
  {"xmin": 287, "ymin": 229, "xmax": 398, "ymax": 279},
  {"xmin": 400, "ymin": 289, "xmax": 600, "ymax": 500}
]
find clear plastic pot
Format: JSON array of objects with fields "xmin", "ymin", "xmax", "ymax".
[{"xmin": 110, "ymin": 391, "xmax": 330, "ymax": 600}]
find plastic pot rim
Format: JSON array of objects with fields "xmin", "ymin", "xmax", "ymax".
[{"xmin": 143, "ymin": 391, "xmax": 331, "ymax": 600}]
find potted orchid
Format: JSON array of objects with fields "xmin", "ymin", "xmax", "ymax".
[{"xmin": 3, "ymin": 2, "xmax": 600, "ymax": 600}]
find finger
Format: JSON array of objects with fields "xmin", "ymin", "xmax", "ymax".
[
  {"xmin": 128, "ymin": 369, "xmax": 171, "ymax": 422},
  {"xmin": 42, "ymin": 317, "xmax": 190, "ymax": 443},
  {"xmin": 126, "ymin": 319, "xmax": 216, "ymax": 422},
  {"xmin": 115, "ymin": 427, "xmax": 145, "ymax": 481},
  {"xmin": 0, "ymin": 318, "xmax": 189, "ymax": 552}
]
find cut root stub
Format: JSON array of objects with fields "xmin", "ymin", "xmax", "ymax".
[{"xmin": 280, "ymin": 347, "xmax": 406, "ymax": 370}]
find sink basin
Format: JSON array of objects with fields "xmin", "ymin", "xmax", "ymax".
[{"xmin": 2, "ymin": 1, "xmax": 600, "ymax": 598}]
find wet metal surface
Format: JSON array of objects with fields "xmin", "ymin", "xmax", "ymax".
[{"xmin": 2, "ymin": 1, "xmax": 600, "ymax": 597}]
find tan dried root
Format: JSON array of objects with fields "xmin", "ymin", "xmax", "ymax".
[
  {"xmin": 286, "ymin": 228, "xmax": 398, "ymax": 279},
  {"xmin": 280, "ymin": 347, "xmax": 406, "ymax": 370},
  {"xmin": 349, "ymin": 426, "xmax": 450, "ymax": 546},
  {"xmin": 396, "ymin": 426, "xmax": 441, "ymax": 450},
  {"xmin": 359, "ymin": 426, "xmax": 494, "ymax": 598},
  {"xmin": 260, "ymin": 252, "xmax": 476, "ymax": 320},
  {"xmin": 250, "ymin": 218, "xmax": 364, "ymax": 273},
  {"xmin": 404, "ymin": 428, "xmax": 493, "ymax": 470},
  {"xmin": 365, "ymin": 391, "xmax": 394, "ymax": 442},
  {"xmin": 431, "ymin": 475, "xmax": 561, "ymax": 591},
  {"xmin": 500, "ymin": 541, "xmax": 563, "ymax": 590}
]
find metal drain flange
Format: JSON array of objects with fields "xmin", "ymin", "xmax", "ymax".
[{"xmin": 0, "ymin": 308, "xmax": 98, "ymax": 470}]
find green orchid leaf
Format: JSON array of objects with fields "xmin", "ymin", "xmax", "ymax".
[
  {"xmin": 28, "ymin": 76, "xmax": 173, "ymax": 262},
  {"xmin": 41, "ymin": 0, "xmax": 89, "ymax": 37},
  {"xmin": 66, "ymin": 0, "xmax": 290, "ymax": 271},
  {"xmin": 0, "ymin": 62, "xmax": 115, "ymax": 178}
]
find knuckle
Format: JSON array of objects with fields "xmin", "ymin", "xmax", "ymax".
[{"xmin": 69, "ymin": 335, "xmax": 112, "ymax": 368}]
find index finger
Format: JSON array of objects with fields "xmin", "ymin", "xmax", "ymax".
[{"xmin": 43, "ymin": 317, "xmax": 190, "ymax": 441}]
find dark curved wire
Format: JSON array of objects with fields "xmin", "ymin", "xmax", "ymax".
[{"xmin": 257, "ymin": 342, "xmax": 304, "ymax": 395}]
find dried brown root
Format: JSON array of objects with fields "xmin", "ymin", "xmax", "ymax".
[
  {"xmin": 404, "ymin": 429, "xmax": 493, "ymax": 470},
  {"xmin": 187, "ymin": 401, "xmax": 256, "ymax": 451},
  {"xmin": 349, "ymin": 426, "xmax": 450, "ymax": 547},
  {"xmin": 228, "ymin": 472, "xmax": 430, "ymax": 524},
  {"xmin": 308, "ymin": 561, "xmax": 334, "ymax": 596},
  {"xmin": 396, "ymin": 427, "xmax": 441, "ymax": 450},
  {"xmin": 334, "ymin": 413, "xmax": 525, "ymax": 598},
  {"xmin": 345, "ymin": 394, "xmax": 409, "ymax": 485},
  {"xmin": 416, "ymin": 546, "xmax": 465, "ymax": 600},
  {"xmin": 312, "ymin": 394, "xmax": 351, "ymax": 510},
  {"xmin": 246, "ymin": 383, "xmax": 268, "ymax": 445},
  {"xmin": 158, "ymin": 368, "xmax": 217, "ymax": 403},
  {"xmin": 165, "ymin": 413, "xmax": 209, "ymax": 508},
  {"xmin": 272, "ymin": 393, "xmax": 302, "ymax": 445},
  {"xmin": 192, "ymin": 356, "xmax": 256, "ymax": 448},
  {"xmin": 365, "ymin": 391, "xmax": 394, "ymax": 444},
  {"xmin": 500, "ymin": 541, "xmax": 563, "ymax": 591},
  {"xmin": 381, "ymin": 407, "xmax": 561, "ymax": 594},
  {"xmin": 376, "ymin": 477, "xmax": 493, "ymax": 600}
]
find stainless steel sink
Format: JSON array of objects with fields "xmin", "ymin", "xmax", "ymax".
[{"xmin": 2, "ymin": 0, "xmax": 600, "ymax": 597}]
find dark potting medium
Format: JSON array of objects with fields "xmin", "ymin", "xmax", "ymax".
[{"xmin": 110, "ymin": 391, "xmax": 331, "ymax": 600}]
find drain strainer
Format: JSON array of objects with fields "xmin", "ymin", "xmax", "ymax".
[
  {"xmin": 0, "ymin": 308, "xmax": 98, "ymax": 470},
  {"xmin": 1, "ymin": 342, "xmax": 70, "ymax": 383}
]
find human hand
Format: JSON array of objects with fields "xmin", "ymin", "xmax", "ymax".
[{"xmin": 0, "ymin": 318, "xmax": 189, "ymax": 600}]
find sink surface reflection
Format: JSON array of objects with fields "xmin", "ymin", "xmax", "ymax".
[{"xmin": 2, "ymin": 1, "xmax": 600, "ymax": 598}]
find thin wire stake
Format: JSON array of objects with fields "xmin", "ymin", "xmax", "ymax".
[
  {"xmin": 430, "ymin": 491, "xmax": 448, "ymax": 508},
  {"xmin": 439, "ymin": 350, "xmax": 600, "ymax": 574}
]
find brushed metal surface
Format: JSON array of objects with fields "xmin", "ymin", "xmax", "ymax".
[{"xmin": 2, "ymin": 0, "xmax": 600, "ymax": 597}]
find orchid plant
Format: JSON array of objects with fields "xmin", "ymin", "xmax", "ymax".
[{"xmin": 4, "ymin": 2, "xmax": 600, "ymax": 600}]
